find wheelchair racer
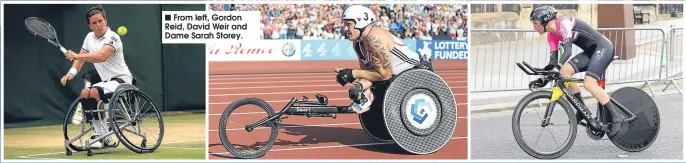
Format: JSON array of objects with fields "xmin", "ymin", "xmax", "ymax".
[
  {"xmin": 334, "ymin": 5, "xmax": 433, "ymax": 113},
  {"xmin": 60, "ymin": 5, "xmax": 135, "ymax": 148},
  {"xmin": 528, "ymin": 5, "xmax": 628, "ymax": 136}
]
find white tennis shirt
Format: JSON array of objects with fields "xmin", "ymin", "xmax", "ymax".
[{"xmin": 81, "ymin": 28, "xmax": 133, "ymax": 83}]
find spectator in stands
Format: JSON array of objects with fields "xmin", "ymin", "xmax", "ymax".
[
  {"xmin": 215, "ymin": 4, "xmax": 468, "ymax": 40},
  {"xmin": 296, "ymin": 24, "xmax": 305, "ymax": 39}
]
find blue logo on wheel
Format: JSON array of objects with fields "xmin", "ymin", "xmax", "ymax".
[{"xmin": 411, "ymin": 99, "xmax": 431, "ymax": 124}]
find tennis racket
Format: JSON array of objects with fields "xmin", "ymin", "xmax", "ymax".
[{"xmin": 25, "ymin": 17, "xmax": 73, "ymax": 61}]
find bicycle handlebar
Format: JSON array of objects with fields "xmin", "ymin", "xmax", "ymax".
[{"xmin": 516, "ymin": 61, "xmax": 559, "ymax": 76}]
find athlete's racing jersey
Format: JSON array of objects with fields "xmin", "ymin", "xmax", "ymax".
[
  {"xmin": 352, "ymin": 26, "xmax": 421, "ymax": 76},
  {"xmin": 547, "ymin": 16, "xmax": 613, "ymax": 66}
]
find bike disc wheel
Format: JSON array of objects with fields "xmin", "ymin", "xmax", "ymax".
[
  {"xmin": 608, "ymin": 87, "xmax": 660, "ymax": 152},
  {"xmin": 512, "ymin": 91, "xmax": 577, "ymax": 159}
]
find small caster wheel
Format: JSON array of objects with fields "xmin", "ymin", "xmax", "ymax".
[
  {"xmin": 87, "ymin": 150, "xmax": 93, "ymax": 156},
  {"xmin": 65, "ymin": 150, "xmax": 72, "ymax": 156}
]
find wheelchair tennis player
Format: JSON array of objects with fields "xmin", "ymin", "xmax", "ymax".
[{"xmin": 60, "ymin": 5, "xmax": 135, "ymax": 149}]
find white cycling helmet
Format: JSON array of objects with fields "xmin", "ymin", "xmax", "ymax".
[{"xmin": 342, "ymin": 5, "xmax": 376, "ymax": 30}]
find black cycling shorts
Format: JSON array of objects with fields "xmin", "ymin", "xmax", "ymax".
[{"xmin": 565, "ymin": 43, "xmax": 615, "ymax": 81}]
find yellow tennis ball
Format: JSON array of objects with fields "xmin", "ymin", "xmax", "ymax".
[{"xmin": 117, "ymin": 26, "xmax": 127, "ymax": 36}]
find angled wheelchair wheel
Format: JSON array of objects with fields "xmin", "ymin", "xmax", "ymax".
[
  {"xmin": 63, "ymin": 98, "xmax": 90, "ymax": 153},
  {"xmin": 108, "ymin": 84, "xmax": 165, "ymax": 154}
]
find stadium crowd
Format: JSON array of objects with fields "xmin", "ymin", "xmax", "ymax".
[{"xmin": 210, "ymin": 4, "xmax": 468, "ymax": 40}]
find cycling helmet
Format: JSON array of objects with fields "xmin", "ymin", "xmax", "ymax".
[
  {"xmin": 342, "ymin": 5, "xmax": 376, "ymax": 36},
  {"xmin": 529, "ymin": 5, "xmax": 557, "ymax": 28}
]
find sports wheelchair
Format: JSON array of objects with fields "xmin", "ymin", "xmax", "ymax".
[
  {"xmin": 218, "ymin": 60, "xmax": 456, "ymax": 158},
  {"xmin": 62, "ymin": 70, "xmax": 164, "ymax": 156}
]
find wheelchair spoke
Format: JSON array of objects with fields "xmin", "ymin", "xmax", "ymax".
[
  {"xmin": 142, "ymin": 112, "xmax": 158, "ymax": 122},
  {"xmin": 223, "ymin": 120, "xmax": 244, "ymax": 137},
  {"xmin": 115, "ymin": 111, "xmax": 130, "ymax": 123},
  {"xmin": 142, "ymin": 127, "xmax": 160, "ymax": 141},
  {"xmin": 123, "ymin": 127, "xmax": 146, "ymax": 138},
  {"xmin": 140, "ymin": 105, "xmax": 152, "ymax": 121},
  {"xmin": 132, "ymin": 95, "xmax": 143, "ymax": 120},
  {"xmin": 135, "ymin": 94, "xmax": 141, "ymax": 115},
  {"xmin": 137, "ymin": 100, "xmax": 149, "ymax": 119},
  {"xmin": 117, "ymin": 99, "xmax": 133, "ymax": 121},
  {"xmin": 116, "ymin": 103, "xmax": 132, "ymax": 122},
  {"xmin": 125, "ymin": 94, "xmax": 136, "ymax": 119},
  {"xmin": 228, "ymin": 120, "xmax": 241, "ymax": 127},
  {"xmin": 248, "ymin": 107, "xmax": 255, "ymax": 144}
]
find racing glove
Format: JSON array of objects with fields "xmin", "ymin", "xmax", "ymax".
[{"xmin": 528, "ymin": 78, "xmax": 549, "ymax": 88}]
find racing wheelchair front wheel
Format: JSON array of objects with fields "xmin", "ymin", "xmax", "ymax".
[
  {"xmin": 219, "ymin": 97, "xmax": 278, "ymax": 159},
  {"xmin": 108, "ymin": 84, "xmax": 165, "ymax": 154}
]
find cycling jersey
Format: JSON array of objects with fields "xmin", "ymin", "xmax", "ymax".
[{"xmin": 546, "ymin": 16, "xmax": 615, "ymax": 80}]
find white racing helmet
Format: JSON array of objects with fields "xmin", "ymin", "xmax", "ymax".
[{"xmin": 342, "ymin": 5, "xmax": 376, "ymax": 35}]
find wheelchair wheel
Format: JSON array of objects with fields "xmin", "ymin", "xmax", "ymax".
[
  {"xmin": 219, "ymin": 97, "xmax": 278, "ymax": 159},
  {"xmin": 63, "ymin": 98, "xmax": 90, "ymax": 152},
  {"xmin": 108, "ymin": 85, "xmax": 164, "ymax": 154}
]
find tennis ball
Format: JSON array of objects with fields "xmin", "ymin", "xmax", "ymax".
[{"xmin": 117, "ymin": 26, "xmax": 127, "ymax": 36}]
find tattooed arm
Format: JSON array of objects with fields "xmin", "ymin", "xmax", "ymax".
[{"xmin": 352, "ymin": 34, "xmax": 393, "ymax": 81}]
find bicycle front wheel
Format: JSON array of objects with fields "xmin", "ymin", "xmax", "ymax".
[{"xmin": 512, "ymin": 90, "xmax": 577, "ymax": 159}]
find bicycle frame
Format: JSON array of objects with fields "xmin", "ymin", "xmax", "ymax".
[
  {"xmin": 244, "ymin": 94, "xmax": 357, "ymax": 132},
  {"xmin": 545, "ymin": 78, "xmax": 602, "ymax": 129},
  {"xmin": 516, "ymin": 62, "xmax": 637, "ymax": 131}
]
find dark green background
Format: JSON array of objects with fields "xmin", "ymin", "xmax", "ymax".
[{"xmin": 4, "ymin": 4, "xmax": 207, "ymax": 128}]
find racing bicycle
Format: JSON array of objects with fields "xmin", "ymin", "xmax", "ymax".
[{"xmin": 511, "ymin": 61, "xmax": 660, "ymax": 159}]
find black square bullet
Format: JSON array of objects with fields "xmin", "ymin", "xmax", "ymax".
[{"xmin": 165, "ymin": 15, "xmax": 171, "ymax": 21}]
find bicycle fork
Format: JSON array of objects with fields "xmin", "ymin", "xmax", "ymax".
[{"xmin": 540, "ymin": 102, "xmax": 556, "ymax": 127}]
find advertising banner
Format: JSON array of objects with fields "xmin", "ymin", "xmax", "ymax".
[
  {"xmin": 416, "ymin": 39, "xmax": 468, "ymax": 60},
  {"xmin": 207, "ymin": 40, "xmax": 301, "ymax": 61},
  {"xmin": 301, "ymin": 39, "xmax": 417, "ymax": 60}
]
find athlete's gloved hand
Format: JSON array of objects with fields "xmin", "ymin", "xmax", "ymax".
[
  {"xmin": 528, "ymin": 77, "xmax": 549, "ymax": 88},
  {"xmin": 335, "ymin": 68, "xmax": 355, "ymax": 86},
  {"xmin": 348, "ymin": 82, "xmax": 366, "ymax": 104},
  {"xmin": 543, "ymin": 64, "xmax": 557, "ymax": 71}
]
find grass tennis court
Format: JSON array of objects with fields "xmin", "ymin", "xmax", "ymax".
[{"xmin": 4, "ymin": 113, "xmax": 205, "ymax": 160}]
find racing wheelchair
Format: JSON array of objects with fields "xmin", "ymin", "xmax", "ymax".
[
  {"xmin": 218, "ymin": 63, "xmax": 457, "ymax": 159},
  {"xmin": 511, "ymin": 61, "xmax": 660, "ymax": 159},
  {"xmin": 62, "ymin": 70, "xmax": 164, "ymax": 156}
]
